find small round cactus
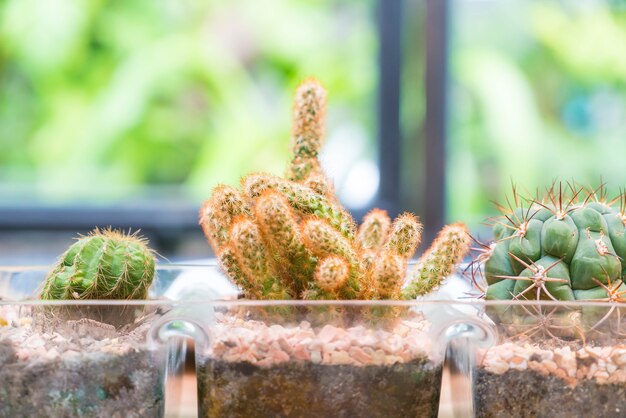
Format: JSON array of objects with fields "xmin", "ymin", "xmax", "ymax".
[{"xmin": 41, "ymin": 228, "xmax": 155, "ymax": 300}]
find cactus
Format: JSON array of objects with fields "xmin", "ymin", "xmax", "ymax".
[
  {"xmin": 199, "ymin": 78, "xmax": 470, "ymax": 300},
  {"xmin": 402, "ymin": 223, "xmax": 471, "ymax": 299},
  {"xmin": 287, "ymin": 79, "xmax": 335, "ymax": 199},
  {"xmin": 41, "ymin": 228, "xmax": 155, "ymax": 301},
  {"xmin": 314, "ymin": 256, "xmax": 350, "ymax": 294},
  {"xmin": 470, "ymin": 183, "xmax": 626, "ymax": 303},
  {"xmin": 358, "ymin": 208, "xmax": 391, "ymax": 252}
]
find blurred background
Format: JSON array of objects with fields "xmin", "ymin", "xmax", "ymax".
[{"xmin": 1, "ymin": 0, "xmax": 626, "ymax": 264}]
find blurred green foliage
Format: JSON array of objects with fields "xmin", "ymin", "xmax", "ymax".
[
  {"xmin": 3, "ymin": 0, "xmax": 626, "ymax": 230},
  {"xmin": 0, "ymin": 0, "xmax": 376, "ymax": 203},
  {"xmin": 449, "ymin": 0, "xmax": 626, "ymax": 229}
]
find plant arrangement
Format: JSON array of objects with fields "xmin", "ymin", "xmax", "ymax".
[
  {"xmin": 469, "ymin": 182, "xmax": 626, "ymax": 418},
  {"xmin": 0, "ymin": 229, "xmax": 166, "ymax": 417},
  {"xmin": 199, "ymin": 79, "xmax": 470, "ymax": 303},
  {"xmin": 196, "ymin": 79, "xmax": 470, "ymax": 418}
]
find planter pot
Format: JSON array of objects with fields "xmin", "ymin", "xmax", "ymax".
[
  {"xmin": 469, "ymin": 301, "xmax": 626, "ymax": 418},
  {"xmin": 0, "ymin": 265, "xmax": 206, "ymax": 418},
  {"xmin": 193, "ymin": 301, "xmax": 463, "ymax": 418}
]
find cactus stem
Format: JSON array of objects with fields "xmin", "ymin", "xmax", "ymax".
[
  {"xmin": 358, "ymin": 209, "xmax": 391, "ymax": 252},
  {"xmin": 41, "ymin": 228, "xmax": 155, "ymax": 302},
  {"xmin": 314, "ymin": 256, "xmax": 350, "ymax": 294},
  {"xmin": 402, "ymin": 223, "xmax": 470, "ymax": 299}
]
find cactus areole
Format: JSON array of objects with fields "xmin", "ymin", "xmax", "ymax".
[
  {"xmin": 41, "ymin": 229, "xmax": 155, "ymax": 300},
  {"xmin": 474, "ymin": 184, "xmax": 626, "ymax": 302}
]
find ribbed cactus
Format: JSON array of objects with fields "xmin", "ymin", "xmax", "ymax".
[
  {"xmin": 41, "ymin": 228, "xmax": 155, "ymax": 300},
  {"xmin": 199, "ymin": 79, "xmax": 470, "ymax": 300},
  {"xmin": 471, "ymin": 183, "xmax": 626, "ymax": 303}
]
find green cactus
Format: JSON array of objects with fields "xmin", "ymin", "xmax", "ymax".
[
  {"xmin": 286, "ymin": 79, "xmax": 335, "ymax": 198},
  {"xmin": 367, "ymin": 213, "xmax": 423, "ymax": 300},
  {"xmin": 373, "ymin": 253, "xmax": 406, "ymax": 299},
  {"xmin": 242, "ymin": 173, "xmax": 356, "ymax": 240},
  {"xmin": 301, "ymin": 217, "xmax": 361, "ymax": 299},
  {"xmin": 471, "ymin": 183, "xmax": 626, "ymax": 303},
  {"xmin": 255, "ymin": 191, "xmax": 314, "ymax": 293},
  {"xmin": 199, "ymin": 78, "xmax": 470, "ymax": 301},
  {"xmin": 402, "ymin": 223, "xmax": 471, "ymax": 299},
  {"xmin": 41, "ymin": 228, "xmax": 155, "ymax": 301},
  {"xmin": 357, "ymin": 208, "xmax": 391, "ymax": 252}
]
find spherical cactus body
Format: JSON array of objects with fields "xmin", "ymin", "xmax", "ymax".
[
  {"xmin": 41, "ymin": 229, "xmax": 155, "ymax": 301},
  {"xmin": 477, "ymin": 185, "xmax": 626, "ymax": 303}
]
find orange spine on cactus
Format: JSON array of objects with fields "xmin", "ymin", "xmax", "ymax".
[
  {"xmin": 287, "ymin": 79, "xmax": 336, "ymax": 203},
  {"xmin": 290, "ymin": 157, "xmax": 329, "ymax": 185},
  {"xmin": 402, "ymin": 223, "xmax": 471, "ymax": 299},
  {"xmin": 358, "ymin": 209, "xmax": 392, "ymax": 298},
  {"xmin": 358, "ymin": 209, "xmax": 391, "ymax": 252},
  {"xmin": 243, "ymin": 173, "xmax": 356, "ymax": 239},
  {"xmin": 230, "ymin": 217, "xmax": 269, "ymax": 279},
  {"xmin": 304, "ymin": 172, "xmax": 335, "ymax": 199},
  {"xmin": 373, "ymin": 253, "xmax": 406, "ymax": 299},
  {"xmin": 199, "ymin": 184, "xmax": 250, "ymax": 251},
  {"xmin": 301, "ymin": 218, "xmax": 362, "ymax": 298},
  {"xmin": 314, "ymin": 255, "xmax": 350, "ymax": 294},
  {"xmin": 385, "ymin": 212, "xmax": 423, "ymax": 257},
  {"xmin": 241, "ymin": 173, "xmax": 281, "ymax": 200},
  {"xmin": 302, "ymin": 218, "xmax": 356, "ymax": 261},
  {"xmin": 358, "ymin": 249, "xmax": 378, "ymax": 299},
  {"xmin": 255, "ymin": 190, "xmax": 314, "ymax": 294},
  {"xmin": 230, "ymin": 216, "xmax": 292, "ymax": 299},
  {"xmin": 367, "ymin": 213, "xmax": 421, "ymax": 299},
  {"xmin": 288, "ymin": 79, "xmax": 326, "ymax": 181},
  {"xmin": 217, "ymin": 246, "xmax": 256, "ymax": 296},
  {"xmin": 199, "ymin": 201, "xmax": 216, "ymax": 247}
]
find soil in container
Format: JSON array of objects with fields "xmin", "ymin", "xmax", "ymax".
[
  {"xmin": 0, "ymin": 306, "xmax": 164, "ymax": 418},
  {"xmin": 474, "ymin": 342, "xmax": 626, "ymax": 418},
  {"xmin": 196, "ymin": 311, "xmax": 443, "ymax": 418},
  {"xmin": 198, "ymin": 356, "xmax": 441, "ymax": 418}
]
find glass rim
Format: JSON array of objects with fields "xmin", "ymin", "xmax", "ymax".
[
  {"xmin": 1, "ymin": 262, "xmax": 625, "ymax": 309},
  {"xmin": 0, "ymin": 261, "xmax": 219, "ymax": 272},
  {"xmin": 1, "ymin": 298, "xmax": 626, "ymax": 309}
]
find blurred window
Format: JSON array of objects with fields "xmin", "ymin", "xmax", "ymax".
[
  {"xmin": 449, "ymin": 0, "xmax": 626, "ymax": 234},
  {"xmin": 0, "ymin": 0, "xmax": 379, "ymax": 209}
]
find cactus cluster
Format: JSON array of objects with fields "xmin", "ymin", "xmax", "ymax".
[
  {"xmin": 200, "ymin": 79, "xmax": 471, "ymax": 300},
  {"xmin": 470, "ymin": 183, "xmax": 626, "ymax": 303},
  {"xmin": 41, "ymin": 228, "xmax": 156, "ymax": 301}
]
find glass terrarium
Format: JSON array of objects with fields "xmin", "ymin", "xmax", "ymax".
[
  {"xmin": 189, "ymin": 299, "xmax": 468, "ymax": 418},
  {"xmin": 459, "ymin": 300, "xmax": 626, "ymax": 418},
  {"xmin": 0, "ymin": 264, "xmax": 223, "ymax": 418}
]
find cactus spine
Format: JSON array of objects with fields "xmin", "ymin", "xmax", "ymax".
[
  {"xmin": 402, "ymin": 223, "xmax": 471, "ymax": 299},
  {"xmin": 287, "ymin": 79, "xmax": 335, "ymax": 198},
  {"xmin": 470, "ymin": 183, "xmax": 626, "ymax": 303},
  {"xmin": 200, "ymin": 79, "xmax": 470, "ymax": 300},
  {"xmin": 41, "ymin": 228, "xmax": 155, "ymax": 301}
]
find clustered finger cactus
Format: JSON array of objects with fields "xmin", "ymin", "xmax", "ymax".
[
  {"xmin": 471, "ymin": 183, "xmax": 626, "ymax": 303},
  {"xmin": 41, "ymin": 228, "xmax": 156, "ymax": 300},
  {"xmin": 200, "ymin": 79, "xmax": 471, "ymax": 300}
]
